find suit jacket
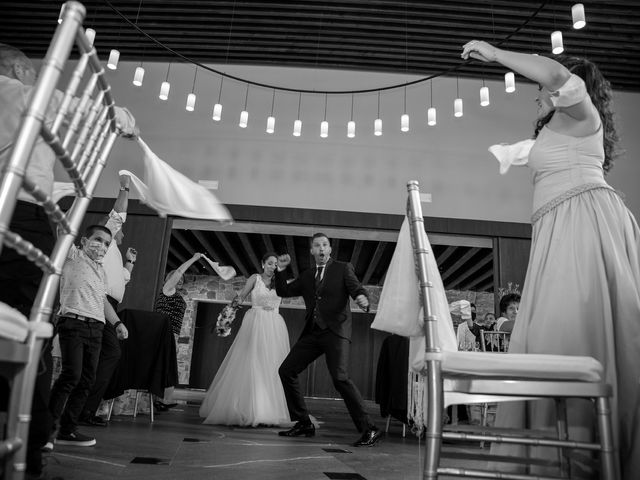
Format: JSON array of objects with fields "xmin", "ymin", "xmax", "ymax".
[{"xmin": 275, "ymin": 258, "xmax": 368, "ymax": 340}]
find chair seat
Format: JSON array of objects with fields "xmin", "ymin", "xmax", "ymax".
[
  {"xmin": 440, "ymin": 350, "xmax": 603, "ymax": 382},
  {"xmin": 0, "ymin": 302, "xmax": 54, "ymax": 343}
]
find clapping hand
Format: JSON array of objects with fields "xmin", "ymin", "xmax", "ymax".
[{"xmin": 126, "ymin": 247, "xmax": 137, "ymax": 263}]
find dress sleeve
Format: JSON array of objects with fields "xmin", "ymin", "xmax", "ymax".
[{"xmin": 549, "ymin": 74, "xmax": 587, "ymax": 108}]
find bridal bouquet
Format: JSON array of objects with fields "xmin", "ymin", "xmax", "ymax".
[{"xmin": 214, "ymin": 305, "xmax": 238, "ymax": 337}]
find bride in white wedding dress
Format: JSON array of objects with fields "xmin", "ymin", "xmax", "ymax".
[{"xmin": 199, "ymin": 252, "xmax": 291, "ymax": 427}]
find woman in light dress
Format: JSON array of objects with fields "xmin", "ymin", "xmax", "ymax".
[
  {"xmin": 199, "ymin": 252, "xmax": 291, "ymax": 427},
  {"xmin": 462, "ymin": 40, "xmax": 640, "ymax": 478}
]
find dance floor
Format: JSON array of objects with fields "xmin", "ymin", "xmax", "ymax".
[{"xmin": 44, "ymin": 390, "xmax": 483, "ymax": 480}]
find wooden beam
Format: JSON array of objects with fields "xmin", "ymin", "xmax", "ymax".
[
  {"xmin": 440, "ymin": 247, "xmax": 481, "ymax": 284},
  {"xmin": 461, "ymin": 268, "xmax": 493, "ymax": 291},
  {"xmin": 262, "ymin": 233, "xmax": 275, "ymax": 253},
  {"xmin": 435, "ymin": 245, "xmax": 457, "ymax": 266},
  {"xmin": 238, "ymin": 232, "xmax": 261, "ymax": 273},
  {"xmin": 192, "ymin": 230, "xmax": 224, "ymax": 265},
  {"xmin": 448, "ymin": 254, "xmax": 493, "ymax": 290},
  {"xmin": 172, "ymin": 231, "xmax": 210, "ymax": 275},
  {"xmin": 362, "ymin": 242, "xmax": 387, "ymax": 285},
  {"xmin": 214, "ymin": 231, "xmax": 249, "ymax": 278},
  {"xmin": 285, "ymin": 235, "xmax": 299, "ymax": 278},
  {"xmin": 331, "ymin": 238, "xmax": 340, "ymax": 262},
  {"xmin": 350, "ymin": 240, "xmax": 363, "ymax": 268}
]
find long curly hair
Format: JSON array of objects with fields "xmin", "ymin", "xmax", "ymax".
[{"xmin": 534, "ymin": 55, "xmax": 620, "ymax": 174}]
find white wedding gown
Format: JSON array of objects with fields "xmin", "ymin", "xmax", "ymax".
[{"xmin": 199, "ymin": 275, "xmax": 291, "ymax": 426}]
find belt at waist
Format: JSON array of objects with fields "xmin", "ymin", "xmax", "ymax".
[
  {"xmin": 61, "ymin": 313, "xmax": 102, "ymax": 323},
  {"xmin": 251, "ymin": 306, "xmax": 278, "ymax": 312}
]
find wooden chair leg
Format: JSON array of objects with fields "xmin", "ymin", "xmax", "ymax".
[{"xmin": 149, "ymin": 392, "xmax": 154, "ymax": 423}]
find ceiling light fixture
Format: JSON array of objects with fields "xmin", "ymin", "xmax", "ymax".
[
  {"xmin": 239, "ymin": 84, "xmax": 249, "ymax": 128},
  {"xmin": 374, "ymin": 92, "xmax": 382, "ymax": 136},
  {"xmin": 293, "ymin": 92, "xmax": 302, "ymax": 136},
  {"xmin": 159, "ymin": 62, "xmax": 171, "ymax": 100},
  {"xmin": 320, "ymin": 94, "xmax": 329, "ymax": 138},
  {"xmin": 85, "ymin": 28, "xmax": 96, "ymax": 47},
  {"xmin": 454, "ymin": 76, "xmax": 463, "ymax": 118},
  {"xmin": 551, "ymin": 31, "xmax": 564, "ymax": 54},
  {"xmin": 186, "ymin": 67, "xmax": 197, "ymax": 111},
  {"xmin": 427, "ymin": 79, "xmax": 436, "ymax": 126},
  {"xmin": 212, "ymin": 77, "xmax": 224, "ymax": 121},
  {"xmin": 572, "ymin": 3, "xmax": 586, "ymax": 29},
  {"xmin": 505, "ymin": 72, "xmax": 516, "ymax": 93},
  {"xmin": 401, "ymin": 86, "xmax": 409, "ymax": 132},
  {"xmin": 266, "ymin": 89, "xmax": 276, "ymax": 134},
  {"xmin": 347, "ymin": 94, "xmax": 355, "ymax": 138},
  {"xmin": 480, "ymin": 79, "xmax": 490, "ymax": 107}
]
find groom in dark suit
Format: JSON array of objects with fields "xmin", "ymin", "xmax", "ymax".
[{"xmin": 275, "ymin": 232, "xmax": 381, "ymax": 447}]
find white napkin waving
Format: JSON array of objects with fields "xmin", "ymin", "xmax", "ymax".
[
  {"xmin": 201, "ymin": 255, "xmax": 236, "ymax": 281},
  {"xmin": 488, "ymin": 138, "xmax": 535, "ymax": 175},
  {"xmin": 119, "ymin": 137, "xmax": 232, "ymax": 222},
  {"xmin": 449, "ymin": 299, "xmax": 471, "ymax": 320}
]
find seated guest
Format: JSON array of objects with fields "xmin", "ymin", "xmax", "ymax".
[
  {"xmin": 495, "ymin": 293, "xmax": 521, "ymax": 333},
  {"xmin": 48, "ymin": 226, "xmax": 129, "ymax": 447}
]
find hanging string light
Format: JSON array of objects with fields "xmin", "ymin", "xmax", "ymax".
[
  {"xmin": 57, "ymin": 4, "xmax": 65, "ymax": 23},
  {"xmin": 293, "ymin": 92, "xmax": 302, "ymax": 137},
  {"xmin": 374, "ymin": 92, "xmax": 382, "ymax": 136},
  {"xmin": 347, "ymin": 94, "xmax": 355, "ymax": 138},
  {"xmin": 212, "ymin": 77, "xmax": 224, "ymax": 121},
  {"xmin": 266, "ymin": 89, "xmax": 276, "ymax": 134},
  {"xmin": 159, "ymin": 62, "xmax": 171, "ymax": 100},
  {"xmin": 320, "ymin": 94, "xmax": 329, "ymax": 138},
  {"xmin": 186, "ymin": 67, "xmax": 198, "ymax": 112},
  {"xmin": 401, "ymin": 86, "xmax": 409, "ymax": 132},
  {"xmin": 454, "ymin": 76, "xmax": 463, "ymax": 118},
  {"xmin": 572, "ymin": 3, "xmax": 586, "ymax": 29},
  {"xmin": 505, "ymin": 72, "xmax": 516, "ymax": 93},
  {"xmin": 551, "ymin": 31, "xmax": 564, "ymax": 54},
  {"xmin": 239, "ymin": 84, "xmax": 249, "ymax": 128},
  {"xmin": 427, "ymin": 79, "xmax": 436, "ymax": 126},
  {"xmin": 107, "ymin": 49, "xmax": 120, "ymax": 70},
  {"xmin": 131, "ymin": 0, "xmax": 145, "ymax": 86},
  {"xmin": 480, "ymin": 78, "xmax": 490, "ymax": 107}
]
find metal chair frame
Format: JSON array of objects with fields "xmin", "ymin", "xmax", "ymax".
[
  {"xmin": 0, "ymin": 3, "xmax": 121, "ymax": 478},
  {"xmin": 406, "ymin": 180, "xmax": 619, "ymax": 480}
]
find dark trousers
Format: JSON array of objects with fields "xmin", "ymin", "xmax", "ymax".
[
  {"xmin": 0, "ymin": 201, "xmax": 54, "ymax": 475},
  {"xmin": 81, "ymin": 296, "xmax": 121, "ymax": 418},
  {"xmin": 278, "ymin": 327, "xmax": 372, "ymax": 433},
  {"xmin": 49, "ymin": 317, "xmax": 104, "ymax": 435}
]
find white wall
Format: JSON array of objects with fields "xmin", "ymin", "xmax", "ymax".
[{"xmin": 82, "ymin": 61, "xmax": 640, "ymax": 223}]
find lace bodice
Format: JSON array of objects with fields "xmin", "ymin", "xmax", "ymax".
[{"xmin": 250, "ymin": 275, "xmax": 281, "ymax": 310}]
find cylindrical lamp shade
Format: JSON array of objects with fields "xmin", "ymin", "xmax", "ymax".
[
  {"xmin": 85, "ymin": 28, "xmax": 96, "ymax": 47},
  {"xmin": 480, "ymin": 86, "xmax": 490, "ymax": 106},
  {"xmin": 186, "ymin": 93, "xmax": 196, "ymax": 112},
  {"xmin": 454, "ymin": 98, "xmax": 463, "ymax": 117},
  {"xmin": 374, "ymin": 118, "xmax": 382, "ymax": 136},
  {"xmin": 159, "ymin": 81, "xmax": 170, "ymax": 100},
  {"xmin": 239, "ymin": 110, "xmax": 249, "ymax": 128},
  {"xmin": 427, "ymin": 107, "xmax": 436, "ymax": 126},
  {"xmin": 505, "ymin": 72, "xmax": 516, "ymax": 93},
  {"xmin": 401, "ymin": 114, "xmax": 409, "ymax": 132},
  {"xmin": 212, "ymin": 103, "xmax": 222, "ymax": 121},
  {"xmin": 133, "ymin": 66, "xmax": 145, "ymax": 86},
  {"xmin": 320, "ymin": 120, "xmax": 328, "ymax": 138},
  {"xmin": 107, "ymin": 49, "xmax": 120, "ymax": 70},
  {"xmin": 347, "ymin": 120, "xmax": 355, "ymax": 138},
  {"xmin": 293, "ymin": 119, "xmax": 302, "ymax": 137},
  {"xmin": 551, "ymin": 31, "xmax": 564, "ymax": 54},
  {"xmin": 572, "ymin": 4, "xmax": 586, "ymax": 29},
  {"xmin": 266, "ymin": 116, "xmax": 275, "ymax": 134}
]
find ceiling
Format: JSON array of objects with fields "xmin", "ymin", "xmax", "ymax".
[
  {"xmin": 3, "ymin": 1, "xmax": 635, "ymax": 292},
  {"xmin": 1, "ymin": 1, "xmax": 639, "ymax": 92},
  {"xmin": 165, "ymin": 228, "xmax": 495, "ymax": 292}
]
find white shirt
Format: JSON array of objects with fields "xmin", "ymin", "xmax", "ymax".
[{"xmin": 102, "ymin": 210, "xmax": 130, "ymax": 302}]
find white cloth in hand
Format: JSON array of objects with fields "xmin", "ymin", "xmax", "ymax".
[
  {"xmin": 201, "ymin": 256, "xmax": 236, "ymax": 281},
  {"xmin": 120, "ymin": 137, "xmax": 232, "ymax": 222},
  {"xmin": 449, "ymin": 299, "xmax": 471, "ymax": 320},
  {"xmin": 488, "ymin": 138, "xmax": 535, "ymax": 175}
]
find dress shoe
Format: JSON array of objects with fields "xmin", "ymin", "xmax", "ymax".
[
  {"xmin": 352, "ymin": 427, "xmax": 382, "ymax": 447},
  {"xmin": 79, "ymin": 415, "xmax": 108, "ymax": 427},
  {"xmin": 278, "ymin": 421, "xmax": 315, "ymax": 437}
]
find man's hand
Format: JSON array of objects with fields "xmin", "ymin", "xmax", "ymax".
[
  {"xmin": 119, "ymin": 174, "xmax": 131, "ymax": 189},
  {"xmin": 115, "ymin": 323, "xmax": 128, "ymax": 340},
  {"xmin": 126, "ymin": 247, "xmax": 137, "ymax": 263},
  {"xmin": 277, "ymin": 254, "xmax": 291, "ymax": 270},
  {"xmin": 192, "ymin": 252, "xmax": 203, "ymax": 261},
  {"xmin": 355, "ymin": 294, "xmax": 369, "ymax": 312}
]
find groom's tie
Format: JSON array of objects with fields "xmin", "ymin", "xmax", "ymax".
[
  {"xmin": 315, "ymin": 265, "xmax": 324, "ymax": 290},
  {"xmin": 314, "ymin": 265, "xmax": 327, "ymax": 329}
]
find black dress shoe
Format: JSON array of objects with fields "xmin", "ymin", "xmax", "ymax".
[
  {"xmin": 352, "ymin": 427, "xmax": 382, "ymax": 447},
  {"xmin": 278, "ymin": 421, "xmax": 315, "ymax": 437}
]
